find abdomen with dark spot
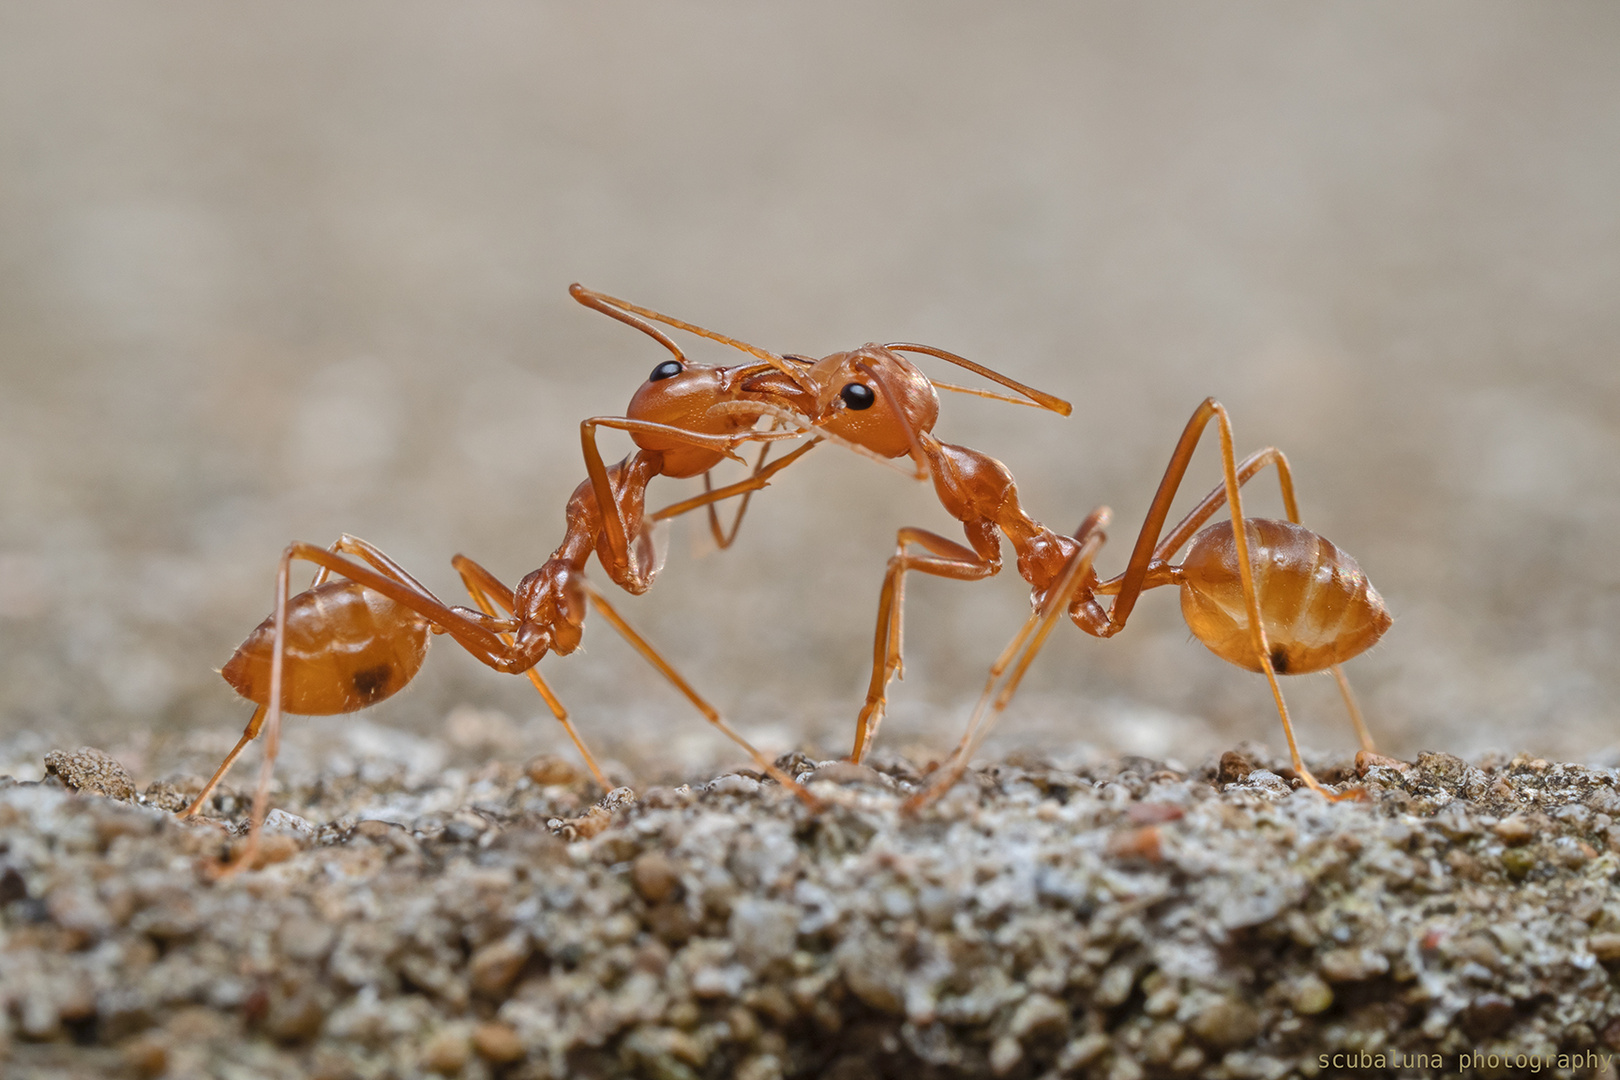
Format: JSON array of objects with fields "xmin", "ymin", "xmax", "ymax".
[
  {"xmin": 1177, "ymin": 518, "xmax": 1391, "ymax": 675},
  {"xmin": 221, "ymin": 581, "xmax": 430, "ymax": 715}
]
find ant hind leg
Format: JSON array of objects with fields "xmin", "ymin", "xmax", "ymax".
[{"xmin": 450, "ymin": 554, "xmax": 613, "ymax": 790}]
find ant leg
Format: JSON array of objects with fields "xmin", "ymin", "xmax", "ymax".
[
  {"xmin": 1332, "ymin": 666, "xmax": 1377, "ymax": 753},
  {"xmin": 450, "ymin": 555, "xmax": 612, "ymax": 790},
  {"xmin": 704, "ymin": 443, "xmax": 773, "ymax": 550},
  {"xmin": 1196, "ymin": 406, "xmax": 1336, "ymax": 794},
  {"xmin": 218, "ymin": 542, "xmax": 564, "ymax": 872},
  {"xmin": 1098, "ymin": 402, "xmax": 1284, "ymax": 634},
  {"xmin": 905, "ymin": 514, "xmax": 1109, "ymax": 811},
  {"xmin": 578, "ymin": 415, "xmax": 772, "ymax": 579},
  {"xmin": 1092, "ymin": 444, "xmax": 1378, "ymax": 754},
  {"xmin": 579, "ymin": 580, "xmax": 825, "ymax": 810},
  {"xmin": 1095, "ymin": 447, "xmax": 1298, "ymax": 592},
  {"xmin": 1087, "ymin": 400, "xmax": 1348, "ymax": 797},
  {"xmin": 650, "ymin": 439, "xmax": 820, "ymax": 542},
  {"xmin": 852, "ymin": 527, "xmax": 1002, "ymax": 764},
  {"xmin": 452, "ymin": 552, "xmax": 822, "ymax": 807},
  {"xmin": 308, "ymin": 534, "xmax": 440, "ymax": 594},
  {"xmin": 179, "ymin": 704, "xmax": 267, "ymax": 819}
]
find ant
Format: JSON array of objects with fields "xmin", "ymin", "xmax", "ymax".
[
  {"xmin": 574, "ymin": 298, "xmax": 1393, "ymax": 807},
  {"xmin": 832, "ymin": 386, "xmax": 1392, "ymax": 806}
]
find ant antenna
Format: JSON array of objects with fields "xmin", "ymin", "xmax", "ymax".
[
  {"xmin": 573, "ymin": 285, "xmax": 818, "ymax": 395},
  {"xmin": 884, "ymin": 343, "xmax": 1072, "ymax": 416}
]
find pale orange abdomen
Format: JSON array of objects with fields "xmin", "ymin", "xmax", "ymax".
[
  {"xmin": 221, "ymin": 581, "xmax": 430, "ymax": 715},
  {"xmin": 1178, "ymin": 518, "xmax": 1390, "ymax": 675}
]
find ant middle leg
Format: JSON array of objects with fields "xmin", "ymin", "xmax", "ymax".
[
  {"xmin": 650, "ymin": 438, "xmax": 820, "ymax": 549},
  {"xmin": 904, "ymin": 511, "xmax": 1109, "ymax": 811},
  {"xmin": 851, "ymin": 526, "xmax": 1003, "ymax": 764}
]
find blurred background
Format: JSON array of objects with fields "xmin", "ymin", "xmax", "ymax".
[{"xmin": 2, "ymin": 3, "xmax": 1617, "ymax": 786}]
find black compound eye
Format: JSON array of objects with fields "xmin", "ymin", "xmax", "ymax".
[
  {"xmin": 840, "ymin": 382, "xmax": 876, "ymax": 410},
  {"xmin": 649, "ymin": 360, "xmax": 683, "ymax": 382}
]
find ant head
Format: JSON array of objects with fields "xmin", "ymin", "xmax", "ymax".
[
  {"xmin": 626, "ymin": 359, "xmax": 761, "ymax": 476},
  {"xmin": 802, "ymin": 346, "xmax": 940, "ymax": 461}
]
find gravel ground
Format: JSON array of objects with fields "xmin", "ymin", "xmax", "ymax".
[{"xmin": 4, "ymin": 740, "xmax": 1620, "ymax": 1079}]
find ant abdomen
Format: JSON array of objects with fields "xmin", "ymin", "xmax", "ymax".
[
  {"xmin": 221, "ymin": 581, "xmax": 431, "ymax": 715},
  {"xmin": 1178, "ymin": 518, "xmax": 1391, "ymax": 675}
]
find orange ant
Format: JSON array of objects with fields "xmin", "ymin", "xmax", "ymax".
[
  {"xmin": 558, "ymin": 299, "xmax": 1392, "ymax": 802},
  {"xmin": 833, "ymin": 386, "xmax": 1393, "ymax": 807}
]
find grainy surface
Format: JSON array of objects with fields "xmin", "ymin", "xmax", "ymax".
[{"xmin": 3, "ymin": 742, "xmax": 1620, "ymax": 1079}]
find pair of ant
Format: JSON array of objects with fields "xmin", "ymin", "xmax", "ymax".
[{"xmin": 184, "ymin": 285, "xmax": 1390, "ymax": 853}]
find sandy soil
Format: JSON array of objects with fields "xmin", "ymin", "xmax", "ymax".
[{"xmin": 4, "ymin": 742, "xmax": 1620, "ymax": 1078}]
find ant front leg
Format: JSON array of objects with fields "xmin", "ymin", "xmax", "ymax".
[
  {"xmin": 577, "ymin": 415, "xmax": 775, "ymax": 590},
  {"xmin": 651, "ymin": 438, "xmax": 820, "ymax": 547},
  {"xmin": 852, "ymin": 524, "xmax": 1003, "ymax": 764}
]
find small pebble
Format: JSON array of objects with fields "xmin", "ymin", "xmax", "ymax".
[
  {"xmin": 989, "ymin": 1034, "xmax": 1022, "ymax": 1075},
  {"xmin": 44, "ymin": 746, "xmax": 136, "ymax": 801},
  {"xmin": 469, "ymin": 933, "xmax": 532, "ymax": 997},
  {"xmin": 1095, "ymin": 963, "xmax": 1137, "ymax": 1007},
  {"xmin": 1288, "ymin": 974, "xmax": 1334, "ymax": 1015},
  {"xmin": 1188, "ymin": 996, "xmax": 1259, "ymax": 1049},
  {"xmin": 1588, "ymin": 932, "xmax": 1620, "ymax": 963},
  {"xmin": 1318, "ymin": 947, "xmax": 1390, "ymax": 982},
  {"xmin": 524, "ymin": 755, "xmax": 580, "ymax": 786},
  {"xmin": 1007, "ymin": 993, "xmax": 1068, "ymax": 1040},
  {"xmin": 1493, "ymin": 815, "xmax": 1535, "ymax": 845},
  {"xmin": 632, "ymin": 851, "xmax": 683, "ymax": 903},
  {"xmin": 472, "ymin": 1021, "xmax": 526, "ymax": 1064},
  {"xmin": 1059, "ymin": 1032, "xmax": 1113, "ymax": 1071},
  {"xmin": 421, "ymin": 1027, "xmax": 471, "ymax": 1075}
]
